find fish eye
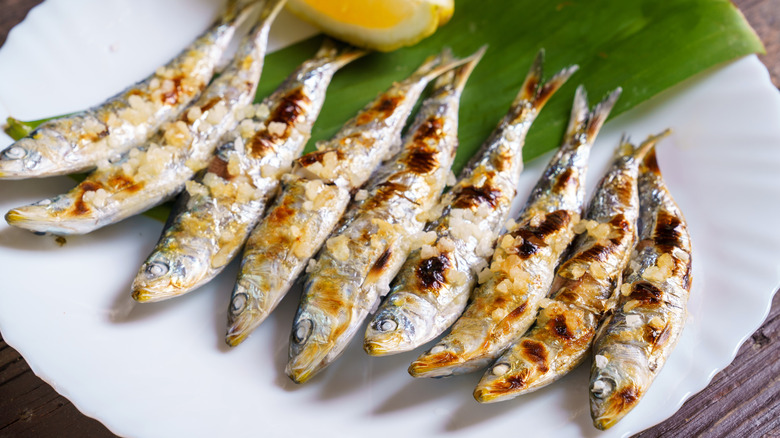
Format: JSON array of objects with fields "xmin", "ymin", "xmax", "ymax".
[
  {"xmin": 145, "ymin": 261, "xmax": 169, "ymax": 278},
  {"xmin": 293, "ymin": 319, "xmax": 313, "ymax": 344},
  {"xmin": 429, "ymin": 344, "xmax": 447, "ymax": 354},
  {"xmin": 590, "ymin": 377, "xmax": 614, "ymax": 398},
  {"xmin": 491, "ymin": 363, "xmax": 511, "ymax": 376},
  {"xmin": 2, "ymin": 146, "xmax": 26, "ymax": 160},
  {"xmin": 376, "ymin": 318, "xmax": 398, "ymax": 333},
  {"xmin": 230, "ymin": 293, "xmax": 247, "ymax": 314}
]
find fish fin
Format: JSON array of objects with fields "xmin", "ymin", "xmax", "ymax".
[
  {"xmin": 314, "ymin": 38, "xmax": 369, "ymax": 68},
  {"xmin": 514, "ymin": 50, "xmax": 578, "ymax": 113},
  {"xmin": 433, "ymin": 45, "xmax": 487, "ymax": 93},
  {"xmin": 414, "ymin": 47, "xmax": 487, "ymax": 84}
]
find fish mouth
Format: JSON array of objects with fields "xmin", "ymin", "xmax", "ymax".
[
  {"xmin": 363, "ymin": 329, "xmax": 411, "ymax": 356},
  {"xmin": 5, "ymin": 206, "xmax": 54, "ymax": 233},
  {"xmin": 225, "ymin": 311, "xmax": 265, "ymax": 347},
  {"xmin": 286, "ymin": 341, "xmax": 330, "ymax": 384},
  {"xmin": 131, "ymin": 285, "xmax": 180, "ymax": 303}
]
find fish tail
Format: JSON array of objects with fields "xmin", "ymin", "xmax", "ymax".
[
  {"xmin": 433, "ymin": 45, "xmax": 487, "ymax": 93},
  {"xmin": 314, "ymin": 38, "xmax": 369, "ymax": 68},
  {"xmin": 413, "ymin": 46, "xmax": 485, "ymax": 84},
  {"xmin": 633, "ymin": 129, "xmax": 671, "ymax": 163},
  {"xmin": 223, "ymin": 0, "xmax": 264, "ymax": 26},
  {"xmin": 564, "ymin": 86, "xmax": 621, "ymax": 147},
  {"xmin": 583, "ymin": 87, "xmax": 622, "ymax": 143},
  {"xmin": 515, "ymin": 50, "xmax": 579, "ymax": 112},
  {"xmin": 256, "ymin": 0, "xmax": 287, "ymax": 29}
]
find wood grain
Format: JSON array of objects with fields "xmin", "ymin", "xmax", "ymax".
[{"xmin": 0, "ymin": 1, "xmax": 778, "ymax": 437}]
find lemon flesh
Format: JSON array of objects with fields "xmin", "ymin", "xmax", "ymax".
[{"xmin": 286, "ymin": 0, "xmax": 454, "ymax": 52}]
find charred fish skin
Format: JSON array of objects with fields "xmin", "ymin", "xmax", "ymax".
[
  {"xmin": 0, "ymin": 0, "xmax": 257, "ymax": 180},
  {"xmin": 286, "ymin": 50, "xmax": 484, "ymax": 384},
  {"xmin": 364, "ymin": 51, "xmax": 578, "ymax": 357},
  {"xmin": 5, "ymin": 0, "xmax": 286, "ymax": 235},
  {"xmin": 474, "ymin": 133, "xmax": 669, "ymax": 403},
  {"xmin": 225, "ymin": 50, "xmax": 478, "ymax": 347},
  {"xmin": 589, "ymin": 142, "xmax": 692, "ymax": 431},
  {"xmin": 409, "ymin": 86, "xmax": 621, "ymax": 378},
  {"xmin": 131, "ymin": 40, "xmax": 365, "ymax": 303}
]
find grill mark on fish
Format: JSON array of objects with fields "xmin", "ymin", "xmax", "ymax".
[
  {"xmin": 553, "ymin": 167, "xmax": 575, "ymax": 193},
  {"xmin": 487, "ymin": 370, "xmax": 529, "ymax": 393},
  {"xmin": 506, "ymin": 302, "xmax": 528, "ymax": 320},
  {"xmin": 362, "ymin": 181, "xmax": 411, "ymax": 210},
  {"xmin": 71, "ymin": 181, "xmax": 104, "ymax": 216},
  {"xmin": 576, "ymin": 243, "xmax": 612, "ymax": 263},
  {"xmin": 416, "ymin": 254, "xmax": 451, "ymax": 291},
  {"xmin": 249, "ymin": 87, "xmax": 311, "ymax": 156},
  {"xmin": 404, "ymin": 146, "xmax": 440, "ymax": 174},
  {"xmin": 370, "ymin": 248, "xmax": 392, "ymax": 275},
  {"xmin": 451, "ymin": 184, "xmax": 501, "ymax": 209},
  {"xmin": 161, "ymin": 76, "xmax": 185, "ymax": 105},
  {"xmin": 644, "ymin": 322, "xmax": 671, "ymax": 347},
  {"xmin": 512, "ymin": 209, "xmax": 571, "ymax": 259},
  {"xmin": 520, "ymin": 339, "xmax": 549, "ymax": 373},
  {"xmin": 356, "ymin": 94, "xmax": 403, "ymax": 125},
  {"xmin": 199, "ymin": 97, "xmax": 222, "ymax": 112},
  {"xmin": 207, "ymin": 156, "xmax": 232, "ymax": 180},
  {"xmin": 549, "ymin": 314, "xmax": 573, "ymax": 340},
  {"xmin": 297, "ymin": 148, "xmax": 344, "ymax": 167},
  {"xmin": 629, "ymin": 281, "xmax": 663, "ymax": 306},
  {"xmin": 654, "ymin": 211, "xmax": 682, "ymax": 253}
]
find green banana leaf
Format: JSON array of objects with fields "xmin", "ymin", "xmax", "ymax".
[{"xmin": 4, "ymin": 0, "xmax": 763, "ymax": 219}]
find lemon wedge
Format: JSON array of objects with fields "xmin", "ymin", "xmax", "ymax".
[{"xmin": 286, "ymin": 0, "xmax": 454, "ymax": 52}]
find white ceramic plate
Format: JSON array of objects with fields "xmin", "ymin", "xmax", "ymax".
[{"xmin": 1, "ymin": 1, "xmax": 779, "ymax": 437}]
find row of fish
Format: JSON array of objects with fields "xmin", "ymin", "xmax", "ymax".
[{"xmin": 0, "ymin": 0, "xmax": 692, "ymax": 429}]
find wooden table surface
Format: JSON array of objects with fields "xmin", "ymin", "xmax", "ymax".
[{"xmin": 1, "ymin": 0, "xmax": 778, "ymax": 436}]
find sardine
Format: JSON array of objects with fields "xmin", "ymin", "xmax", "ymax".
[
  {"xmin": 225, "ymin": 49, "xmax": 476, "ymax": 346},
  {"xmin": 408, "ymin": 86, "xmax": 621, "ymax": 378},
  {"xmin": 589, "ymin": 142, "xmax": 692, "ymax": 430},
  {"xmin": 474, "ymin": 132, "xmax": 669, "ymax": 403},
  {"xmin": 0, "ymin": 0, "xmax": 258, "ymax": 179},
  {"xmin": 131, "ymin": 40, "xmax": 365, "ymax": 303},
  {"xmin": 286, "ymin": 49, "xmax": 484, "ymax": 384},
  {"xmin": 5, "ymin": 0, "xmax": 286, "ymax": 235},
  {"xmin": 364, "ymin": 51, "xmax": 577, "ymax": 356}
]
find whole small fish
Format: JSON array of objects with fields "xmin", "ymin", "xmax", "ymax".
[
  {"xmin": 408, "ymin": 86, "xmax": 621, "ymax": 378},
  {"xmin": 364, "ymin": 51, "xmax": 577, "ymax": 356},
  {"xmin": 225, "ymin": 49, "xmax": 475, "ymax": 347},
  {"xmin": 589, "ymin": 143, "xmax": 692, "ymax": 430},
  {"xmin": 5, "ymin": 0, "xmax": 286, "ymax": 235},
  {"xmin": 131, "ymin": 40, "xmax": 365, "ymax": 303},
  {"xmin": 474, "ymin": 132, "xmax": 669, "ymax": 403},
  {"xmin": 0, "ymin": 0, "xmax": 257, "ymax": 179},
  {"xmin": 287, "ymin": 49, "xmax": 484, "ymax": 384}
]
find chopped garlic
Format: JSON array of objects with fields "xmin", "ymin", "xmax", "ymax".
[
  {"xmin": 594, "ymin": 354, "xmax": 608, "ymax": 368},
  {"xmin": 355, "ymin": 189, "xmax": 368, "ymax": 201},
  {"xmin": 268, "ymin": 121, "xmax": 286, "ymax": 136},
  {"xmin": 625, "ymin": 314, "xmax": 642, "ymax": 327}
]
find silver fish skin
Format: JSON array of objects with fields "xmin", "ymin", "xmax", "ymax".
[
  {"xmin": 286, "ymin": 49, "xmax": 484, "ymax": 384},
  {"xmin": 5, "ymin": 0, "xmax": 286, "ymax": 235},
  {"xmin": 364, "ymin": 51, "xmax": 578, "ymax": 356},
  {"xmin": 0, "ymin": 0, "xmax": 257, "ymax": 179},
  {"xmin": 589, "ymin": 141, "xmax": 692, "ymax": 431},
  {"xmin": 131, "ymin": 40, "xmax": 365, "ymax": 303},
  {"xmin": 225, "ymin": 49, "xmax": 477, "ymax": 347},
  {"xmin": 409, "ymin": 86, "xmax": 621, "ymax": 378},
  {"xmin": 474, "ymin": 132, "xmax": 668, "ymax": 403}
]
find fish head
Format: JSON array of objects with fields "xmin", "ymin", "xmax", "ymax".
[
  {"xmin": 363, "ymin": 292, "xmax": 437, "ymax": 356},
  {"xmin": 589, "ymin": 345, "xmax": 649, "ymax": 430},
  {"xmin": 131, "ymin": 247, "xmax": 208, "ymax": 302},
  {"xmin": 225, "ymin": 277, "xmax": 271, "ymax": 347},
  {"xmin": 0, "ymin": 130, "xmax": 71, "ymax": 179},
  {"xmin": 474, "ymin": 358, "xmax": 536, "ymax": 403},
  {"xmin": 286, "ymin": 304, "xmax": 336, "ymax": 384}
]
